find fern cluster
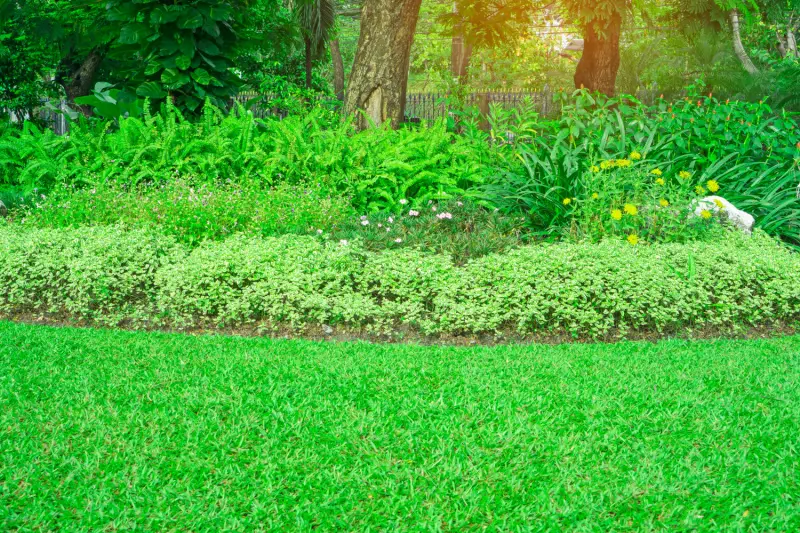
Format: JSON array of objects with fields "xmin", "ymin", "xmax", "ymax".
[{"xmin": 0, "ymin": 102, "xmax": 492, "ymax": 212}]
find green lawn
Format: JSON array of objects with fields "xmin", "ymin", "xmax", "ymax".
[{"xmin": 2, "ymin": 322, "xmax": 800, "ymax": 531}]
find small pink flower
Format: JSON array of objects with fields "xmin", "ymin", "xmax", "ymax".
[
  {"xmin": 409, "ymin": 210, "xmax": 419, "ymax": 217},
  {"xmin": 399, "ymin": 199, "xmax": 408, "ymax": 205},
  {"xmin": 436, "ymin": 212, "xmax": 453, "ymax": 220},
  {"xmin": 361, "ymin": 219, "xmax": 369, "ymax": 226}
]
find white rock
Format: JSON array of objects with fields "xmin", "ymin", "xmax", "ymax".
[{"xmin": 692, "ymin": 196, "xmax": 754, "ymax": 234}]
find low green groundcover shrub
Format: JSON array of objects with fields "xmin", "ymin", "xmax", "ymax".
[{"xmin": 1, "ymin": 225, "xmax": 798, "ymax": 338}]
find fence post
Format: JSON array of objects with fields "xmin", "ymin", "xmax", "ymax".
[{"xmin": 542, "ymin": 84, "xmax": 550, "ymax": 116}]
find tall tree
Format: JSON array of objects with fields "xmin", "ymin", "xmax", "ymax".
[
  {"xmin": 561, "ymin": 0, "xmax": 629, "ymax": 96},
  {"xmin": 330, "ymin": 38, "xmax": 346, "ymax": 99},
  {"xmin": 729, "ymin": 7, "xmax": 758, "ymax": 72},
  {"xmin": 344, "ymin": 0, "xmax": 423, "ymax": 128},
  {"xmin": 295, "ymin": 0, "xmax": 337, "ymax": 88}
]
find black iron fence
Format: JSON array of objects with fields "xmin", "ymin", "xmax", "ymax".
[{"xmin": 7, "ymin": 87, "xmax": 662, "ymax": 136}]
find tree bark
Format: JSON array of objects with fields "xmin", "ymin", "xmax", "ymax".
[
  {"xmin": 450, "ymin": 34, "xmax": 472, "ymax": 82},
  {"xmin": 776, "ymin": 29, "xmax": 788, "ymax": 58},
  {"xmin": 730, "ymin": 9, "xmax": 758, "ymax": 75},
  {"xmin": 65, "ymin": 47, "xmax": 105, "ymax": 116},
  {"xmin": 330, "ymin": 38, "xmax": 345, "ymax": 101},
  {"xmin": 573, "ymin": 11, "xmax": 621, "ymax": 97},
  {"xmin": 304, "ymin": 36, "xmax": 314, "ymax": 88},
  {"xmin": 343, "ymin": 0, "xmax": 423, "ymax": 129},
  {"xmin": 450, "ymin": 4, "xmax": 471, "ymax": 83}
]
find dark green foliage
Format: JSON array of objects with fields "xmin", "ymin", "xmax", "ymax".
[
  {"xmin": 106, "ymin": 0, "xmax": 247, "ymax": 112},
  {"xmin": 73, "ymin": 82, "xmax": 145, "ymax": 120},
  {"xmin": 0, "ymin": 0, "xmax": 59, "ymax": 119}
]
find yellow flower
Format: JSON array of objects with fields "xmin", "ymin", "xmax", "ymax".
[
  {"xmin": 611, "ymin": 209, "xmax": 623, "ymax": 221},
  {"xmin": 695, "ymin": 186, "xmax": 706, "ymax": 195},
  {"xmin": 600, "ymin": 160, "xmax": 614, "ymax": 170},
  {"xmin": 659, "ymin": 199, "xmax": 670, "ymax": 207},
  {"xmin": 627, "ymin": 234, "xmax": 639, "ymax": 246},
  {"xmin": 700, "ymin": 210, "xmax": 712, "ymax": 220},
  {"xmin": 591, "ymin": 192, "xmax": 599, "ymax": 200},
  {"xmin": 707, "ymin": 180, "xmax": 720, "ymax": 193},
  {"xmin": 650, "ymin": 168, "xmax": 663, "ymax": 176},
  {"xmin": 679, "ymin": 171, "xmax": 692, "ymax": 179},
  {"xmin": 713, "ymin": 198, "xmax": 726, "ymax": 210},
  {"xmin": 623, "ymin": 203, "xmax": 638, "ymax": 216},
  {"xmin": 616, "ymin": 159, "xmax": 632, "ymax": 168},
  {"xmin": 562, "ymin": 197, "xmax": 571, "ymax": 206},
  {"xmin": 590, "ymin": 165, "xmax": 600, "ymax": 173},
  {"xmin": 655, "ymin": 178, "xmax": 666, "ymax": 186},
  {"xmin": 629, "ymin": 151, "xmax": 642, "ymax": 160}
]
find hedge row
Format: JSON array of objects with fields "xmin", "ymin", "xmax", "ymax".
[{"xmin": 1, "ymin": 225, "xmax": 799, "ymax": 339}]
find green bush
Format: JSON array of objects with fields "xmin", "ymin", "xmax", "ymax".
[
  {"xmin": 0, "ymin": 226, "xmax": 184, "ymax": 324},
  {"xmin": 1, "ymin": 226, "xmax": 798, "ymax": 339},
  {"xmin": 482, "ymin": 89, "xmax": 800, "ymax": 245}
]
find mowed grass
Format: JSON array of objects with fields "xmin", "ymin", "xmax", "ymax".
[{"xmin": 1, "ymin": 323, "xmax": 800, "ymax": 532}]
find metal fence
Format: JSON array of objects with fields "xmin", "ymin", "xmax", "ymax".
[
  {"xmin": 4, "ymin": 100, "xmax": 70, "ymax": 136},
  {"xmin": 9, "ymin": 88, "xmax": 662, "ymax": 136}
]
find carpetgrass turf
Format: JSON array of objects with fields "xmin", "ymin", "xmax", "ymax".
[{"xmin": 1, "ymin": 322, "xmax": 800, "ymax": 531}]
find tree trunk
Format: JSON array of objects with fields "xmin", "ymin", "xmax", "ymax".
[
  {"xmin": 304, "ymin": 36, "xmax": 313, "ymax": 89},
  {"xmin": 65, "ymin": 47, "xmax": 105, "ymax": 116},
  {"xmin": 450, "ymin": 4, "xmax": 471, "ymax": 83},
  {"xmin": 788, "ymin": 28, "xmax": 798, "ymax": 57},
  {"xmin": 573, "ymin": 11, "xmax": 621, "ymax": 97},
  {"xmin": 450, "ymin": 34, "xmax": 472, "ymax": 82},
  {"xmin": 330, "ymin": 38, "xmax": 345, "ymax": 101},
  {"xmin": 776, "ymin": 30, "xmax": 788, "ymax": 58},
  {"xmin": 343, "ymin": 0, "xmax": 423, "ymax": 129},
  {"xmin": 730, "ymin": 9, "xmax": 758, "ymax": 75}
]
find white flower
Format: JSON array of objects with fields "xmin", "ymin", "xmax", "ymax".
[
  {"xmin": 456, "ymin": 201, "xmax": 463, "ymax": 207},
  {"xmin": 388, "ymin": 217, "xmax": 394, "ymax": 223},
  {"xmin": 431, "ymin": 206, "xmax": 437, "ymax": 212},
  {"xmin": 385, "ymin": 227, "xmax": 391, "ymax": 232},
  {"xmin": 436, "ymin": 212, "xmax": 453, "ymax": 220},
  {"xmin": 316, "ymin": 229, "xmax": 323, "ymax": 235},
  {"xmin": 361, "ymin": 219, "xmax": 369, "ymax": 226},
  {"xmin": 394, "ymin": 238, "xmax": 402, "ymax": 243},
  {"xmin": 409, "ymin": 210, "xmax": 419, "ymax": 217},
  {"xmin": 360, "ymin": 215, "xmax": 368, "ymax": 221},
  {"xmin": 377, "ymin": 223, "xmax": 382, "ymax": 228},
  {"xmin": 339, "ymin": 239, "xmax": 349, "ymax": 246},
  {"xmin": 399, "ymin": 199, "xmax": 408, "ymax": 205}
]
